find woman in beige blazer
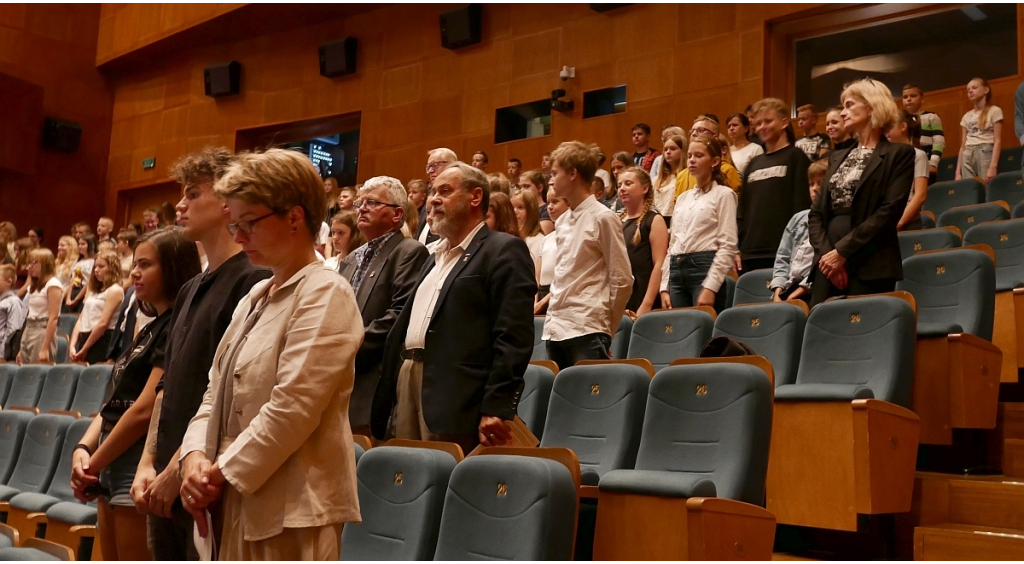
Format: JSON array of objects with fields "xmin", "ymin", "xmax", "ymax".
[{"xmin": 179, "ymin": 148, "xmax": 364, "ymax": 560}]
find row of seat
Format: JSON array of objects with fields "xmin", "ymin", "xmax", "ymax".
[
  {"xmin": 935, "ymin": 150, "xmax": 1020, "ymax": 183},
  {"xmin": 922, "ymin": 172, "xmax": 1024, "ymax": 221},
  {"xmin": 0, "ymin": 364, "xmax": 110, "ymax": 419}
]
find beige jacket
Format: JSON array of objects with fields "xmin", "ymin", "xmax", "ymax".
[{"xmin": 181, "ymin": 263, "xmax": 364, "ymax": 541}]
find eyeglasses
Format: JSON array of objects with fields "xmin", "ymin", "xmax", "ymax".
[
  {"xmin": 425, "ymin": 160, "xmax": 450, "ymax": 173},
  {"xmin": 227, "ymin": 211, "xmax": 279, "ymax": 236},
  {"xmin": 690, "ymin": 126, "xmax": 715, "ymax": 136},
  {"xmin": 354, "ymin": 198, "xmax": 401, "ymax": 211}
]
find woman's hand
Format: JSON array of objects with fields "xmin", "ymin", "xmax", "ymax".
[
  {"xmin": 478, "ymin": 416, "xmax": 512, "ymax": 447},
  {"xmin": 71, "ymin": 449, "xmax": 99, "ymax": 502},
  {"xmin": 987, "ymin": 167, "xmax": 998, "ymax": 183},
  {"xmin": 37, "ymin": 348, "xmax": 51, "ymax": 364},
  {"xmin": 697, "ymin": 288, "xmax": 716, "ymax": 308},
  {"xmin": 659, "ymin": 291, "xmax": 672, "ymax": 309},
  {"xmin": 181, "ymin": 452, "xmax": 224, "ymax": 539},
  {"xmin": 146, "ymin": 465, "xmax": 183, "ymax": 519},
  {"xmin": 130, "ymin": 463, "xmax": 156, "ymax": 515},
  {"xmin": 954, "ymin": 169, "xmax": 962, "ymax": 181},
  {"xmin": 635, "ymin": 303, "xmax": 652, "ymax": 317},
  {"xmin": 70, "ymin": 346, "xmax": 87, "ymax": 362},
  {"xmin": 818, "ymin": 250, "xmax": 846, "ymax": 278},
  {"xmin": 532, "ymin": 300, "xmax": 544, "ymax": 315},
  {"xmin": 772, "ymin": 288, "xmax": 783, "ymax": 303}
]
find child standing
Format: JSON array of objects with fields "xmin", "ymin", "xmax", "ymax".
[
  {"xmin": 887, "ymin": 111, "xmax": 929, "ymax": 230},
  {"xmin": 770, "ymin": 160, "xmax": 826, "ymax": 303},
  {"xmin": 956, "ymin": 77, "xmax": 1003, "ymax": 182},
  {"xmin": 902, "ymin": 84, "xmax": 945, "ymax": 178},
  {"xmin": 795, "ymin": 104, "xmax": 832, "ymax": 161}
]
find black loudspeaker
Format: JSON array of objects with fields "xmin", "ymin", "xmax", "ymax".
[
  {"xmin": 590, "ymin": 4, "xmax": 632, "ymax": 12},
  {"xmin": 319, "ymin": 37, "xmax": 358, "ymax": 78},
  {"xmin": 41, "ymin": 117, "xmax": 81, "ymax": 153},
  {"xmin": 204, "ymin": 61, "xmax": 241, "ymax": 98},
  {"xmin": 440, "ymin": 4, "xmax": 482, "ymax": 50}
]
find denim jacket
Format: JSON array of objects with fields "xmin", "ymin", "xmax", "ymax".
[{"xmin": 771, "ymin": 209, "xmax": 812, "ymax": 291}]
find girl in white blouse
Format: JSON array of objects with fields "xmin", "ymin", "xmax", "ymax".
[
  {"xmin": 70, "ymin": 250, "xmax": 125, "ymax": 364},
  {"xmin": 659, "ymin": 134, "xmax": 738, "ymax": 313}
]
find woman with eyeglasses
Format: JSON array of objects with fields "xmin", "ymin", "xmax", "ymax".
[{"xmin": 179, "ymin": 149, "xmax": 363, "ymax": 560}]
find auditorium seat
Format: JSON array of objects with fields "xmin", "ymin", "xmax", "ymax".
[
  {"xmin": 5, "ymin": 418, "xmax": 91, "ymax": 542},
  {"xmin": 53, "ymin": 338, "xmax": 67, "ymax": 366},
  {"xmin": 1015, "ymin": 199, "xmax": 1024, "ymax": 219},
  {"xmin": 0, "ymin": 537, "xmax": 75, "ymax": 561},
  {"xmin": 0, "ymin": 411, "xmax": 33, "ymax": 484},
  {"xmin": 539, "ymin": 363, "xmax": 648, "ymax": 489},
  {"xmin": 65, "ymin": 365, "xmax": 111, "ymax": 418},
  {"xmin": 733, "ymin": 268, "xmax": 774, "ymax": 306},
  {"xmin": 996, "ymin": 147, "xmax": 1020, "ymax": 174},
  {"xmin": 3, "ymin": 365, "xmax": 48, "ymax": 411},
  {"xmin": 434, "ymin": 449, "xmax": 579, "ymax": 560},
  {"xmin": 0, "ymin": 365, "xmax": 17, "ymax": 406},
  {"xmin": 0, "ymin": 415, "xmax": 71, "ymax": 503},
  {"xmin": 937, "ymin": 155, "xmax": 958, "ymax": 183},
  {"xmin": 898, "ymin": 226, "xmax": 961, "ymax": 259},
  {"xmin": 626, "ymin": 307, "xmax": 715, "ymax": 372},
  {"xmin": 36, "ymin": 366, "xmax": 81, "ymax": 415},
  {"xmin": 964, "ymin": 219, "xmax": 1024, "ymax": 382},
  {"xmin": 341, "ymin": 445, "xmax": 458, "ymax": 561},
  {"xmin": 713, "ymin": 302, "xmax": 807, "ymax": 387},
  {"xmin": 518, "ymin": 363, "xmax": 555, "ymax": 439},
  {"xmin": 767, "ymin": 294, "xmax": 920, "ymax": 532},
  {"xmin": 593, "ymin": 359, "xmax": 775, "ymax": 560},
  {"xmin": 610, "ymin": 315, "xmax": 633, "ymax": 360},
  {"xmin": 55, "ymin": 316, "xmax": 76, "ymax": 340},
  {"xmin": 924, "ymin": 179, "xmax": 985, "ymax": 219},
  {"xmin": 0, "ymin": 524, "xmax": 14, "ymax": 551},
  {"xmin": 39, "ymin": 502, "xmax": 97, "ymax": 560},
  {"xmin": 721, "ymin": 275, "xmax": 736, "ymax": 311},
  {"xmin": 531, "ymin": 316, "xmax": 546, "ymax": 361},
  {"xmin": 987, "ymin": 171, "xmax": 1024, "ymax": 209},
  {"xmin": 897, "ymin": 247, "xmax": 1000, "ymax": 444},
  {"xmin": 921, "ymin": 210, "xmax": 937, "ymax": 229},
  {"xmin": 938, "ymin": 202, "xmax": 1010, "ymax": 236}
]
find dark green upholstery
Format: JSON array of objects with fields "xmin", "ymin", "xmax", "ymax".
[
  {"xmin": 721, "ymin": 276, "xmax": 736, "ymax": 311},
  {"xmin": 0, "ymin": 415, "xmax": 71, "ymax": 502},
  {"xmin": 921, "ymin": 213, "xmax": 936, "ymax": 229},
  {"xmin": 54, "ymin": 337, "xmax": 68, "ymax": 365},
  {"xmin": 0, "ymin": 365, "xmax": 17, "ymax": 405},
  {"xmin": 531, "ymin": 317, "xmax": 546, "ymax": 361},
  {"xmin": 987, "ymin": 171, "xmax": 1024, "ymax": 209},
  {"xmin": 938, "ymin": 203, "xmax": 1010, "ymax": 237},
  {"xmin": 997, "ymin": 147, "xmax": 1020, "ymax": 174},
  {"xmin": 9, "ymin": 418, "xmax": 93, "ymax": 515},
  {"xmin": 733, "ymin": 269, "xmax": 774, "ymax": 306},
  {"xmin": 627, "ymin": 309, "xmax": 714, "ymax": 372},
  {"xmin": 433, "ymin": 455, "xmax": 576, "ymax": 560},
  {"xmin": 540, "ymin": 364, "xmax": 649, "ymax": 486},
  {"xmin": 599, "ymin": 362, "xmax": 772, "ymax": 505},
  {"xmin": 44, "ymin": 502, "xmax": 96, "ymax": 526},
  {"xmin": 897, "ymin": 248, "xmax": 995, "ymax": 340},
  {"xmin": 518, "ymin": 364, "xmax": 555, "ymax": 439},
  {"xmin": 4, "ymin": 365, "xmax": 48, "ymax": 410},
  {"xmin": 0, "ymin": 548, "xmax": 61, "ymax": 560},
  {"xmin": 0, "ymin": 411, "xmax": 34, "ymax": 484},
  {"xmin": 924, "ymin": 179, "xmax": 985, "ymax": 218},
  {"xmin": 1015, "ymin": 200, "xmax": 1024, "ymax": 219},
  {"xmin": 56, "ymin": 315, "xmax": 77, "ymax": 339},
  {"xmin": 342, "ymin": 446, "xmax": 456, "ymax": 561},
  {"xmin": 37, "ymin": 365, "xmax": 82, "ymax": 414},
  {"xmin": 69, "ymin": 365, "xmax": 111, "ymax": 417},
  {"xmin": 898, "ymin": 228, "xmax": 961, "ymax": 260},
  {"xmin": 776, "ymin": 296, "xmax": 916, "ymax": 406},
  {"xmin": 610, "ymin": 315, "xmax": 633, "ymax": 359},
  {"xmin": 713, "ymin": 303, "xmax": 806, "ymax": 387},
  {"xmin": 936, "ymin": 155, "xmax": 958, "ymax": 183},
  {"xmin": 964, "ymin": 218, "xmax": 1024, "ymax": 291}
]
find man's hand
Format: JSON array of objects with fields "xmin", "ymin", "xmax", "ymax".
[
  {"xmin": 146, "ymin": 465, "xmax": 183, "ymax": 518},
  {"xmin": 478, "ymin": 416, "xmax": 512, "ymax": 447}
]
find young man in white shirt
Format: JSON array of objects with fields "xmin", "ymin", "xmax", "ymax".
[{"xmin": 543, "ymin": 141, "xmax": 633, "ymax": 370}]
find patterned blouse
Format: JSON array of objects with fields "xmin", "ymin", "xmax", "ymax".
[{"xmin": 828, "ymin": 146, "xmax": 874, "ymax": 210}]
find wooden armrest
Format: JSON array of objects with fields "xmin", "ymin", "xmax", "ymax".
[
  {"xmin": 68, "ymin": 524, "xmax": 97, "ymax": 538},
  {"xmin": 686, "ymin": 496, "xmax": 774, "ymax": 519},
  {"xmin": 949, "ymin": 332, "xmax": 1002, "ymax": 354},
  {"xmin": 529, "ymin": 359, "xmax": 559, "ymax": 375},
  {"xmin": 47, "ymin": 410, "xmax": 82, "ymax": 419},
  {"xmin": 0, "ymin": 522, "xmax": 19, "ymax": 547},
  {"xmin": 0, "ymin": 501, "xmax": 11, "ymax": 513},
  {"xmin": 7, "ymin": 406, "xmax": 39, "ymax": 415},
  {"xmin": 23, "ymin": 537, "xmax": 75, "ymax": 561},
  {"xmin": 384, "ymin": 439, "xmax": 464, "ymax": 462},
  {"xmin": 26, "ymin": 512, "xmax": 47, "ymax": 524},
  {"xmin": 851, "ymin": 398, "xmax": 918, "ymax": 421},
  {"xmin": 352, "ymin": 435, "xmax": 372, "ymax": 452},
  {"xmin": 576, "ymin": 358, "xmax": 655, "ymax": 377},
  {"xmin": 580, "ymin": 485, "xmax": 599, "ymax": 499}
]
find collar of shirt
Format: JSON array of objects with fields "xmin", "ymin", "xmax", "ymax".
[
  {"xmin": 433, "ymin": 221, "xmax": 486, "ymax": 262},
  {"xmin": 354, "ymin": 230, "xmax": 397, "ymax": 262},
  {"xmin": 567, "ymin": 194, "xmax": 600, "ymax": 225}
]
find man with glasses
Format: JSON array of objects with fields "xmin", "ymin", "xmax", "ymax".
[
  {"xmin": 337, "ymin": 177, "xmax": 428, "ymax": 434},
  {"xmin": 674, "ymin": 115, "xmax": 744, "ymax": 193},
  {"xmin": 417, "ymin": 148, "xmax": 457, "ymax": 245}
]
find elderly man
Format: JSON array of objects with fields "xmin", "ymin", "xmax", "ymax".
[
  {"xmin": 338, "ymin": 177, "xmax": 428, "ymax": 434},
  {"xmin": 417, "ymin": 148, "xmax": 456, "ymax": 245},
  {"xmin": 371, "ymin": 162, "xmax": 535, "ymax": 454}
]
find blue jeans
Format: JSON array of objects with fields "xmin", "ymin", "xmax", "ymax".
[
  {"xmin": 669, "ymin": 252, "xmax": 729, "ymax": 313},
  {"xmin": 546, "ymin": 333, "xmax": 611, "ymax": 371}
]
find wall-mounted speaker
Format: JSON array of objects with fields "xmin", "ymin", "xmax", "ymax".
[
  {"xmin": 41, "ymin": 117, "xmax": 81, "ymax": 153},
  {"xmin": 590, "ymin": 4, "xmax": 632, "ymax": 12},
  {"xmin": 204, "ymin": 61, "xmax": 241, "ymax": 98},
  {"xmin": 319, "ymin": 37, "xmax": 358, "ymax": 78},
  {"xmin": 440, "ymin": 4, "xmax": 482, "ymax": 50}
]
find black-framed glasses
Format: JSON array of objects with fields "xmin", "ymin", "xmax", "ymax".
[
  {"xmin": 425, "ymin": 160, "xmax": 449, "ymax": 173},
  {"xmin": 354, "ymin": 198, "xmax": 401, "ymax": 211},
  {"xmin": 227, "ymin": 211, "xmax": 279, "ymax": 236}
]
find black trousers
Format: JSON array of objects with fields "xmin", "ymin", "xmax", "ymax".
[
  {"xmin": 148, "ymin": 502, "xmax": 198, "ymax": 561},
  {"xmin": 546, "ymin": 333, "xmax": 611, "ymax": 371}
]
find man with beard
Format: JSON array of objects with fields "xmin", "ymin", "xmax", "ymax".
[{"xmin": 371, "ymin": 162, "xmax": 535, "ymax": 454}]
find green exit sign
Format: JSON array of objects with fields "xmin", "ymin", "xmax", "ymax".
[{"xmin": 142, "ymin": 157, "xmax": 156, "ymax": 169}]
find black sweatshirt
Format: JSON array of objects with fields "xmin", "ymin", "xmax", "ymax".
[{"xmin": 737, "ymin": 145, "xmax": 812, "ymax": 260}]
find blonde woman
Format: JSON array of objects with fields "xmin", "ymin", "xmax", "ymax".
[
  {"xmin": 18, "ymin": 248, "xmax": 62, "ymax": 363},
  {"xmin": 55, "ymin": 235, "xmax": 80, "ymax": 289},
  {"xmin": 69, "ymin": 250, "xmax": 125, "ymax": 364},
  {"xmin": 652, "ymin": 131, "xmax": 686, "ymax": 223},
  {"xmin": 618, "ymin": 167, "xmax": 667, "ymax": 317},
  {"xmin": 511, "ymin": 188, "xmax": 544, "ymax": 266}
]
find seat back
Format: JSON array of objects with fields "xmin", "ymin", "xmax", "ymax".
[
  {"xmin": 938, "ymin": 203, "xmax": 1010, "ymax": 236},
  {"xmin": 518, "ymin": 364, "xmax": 555, "ymax": 439},
  {"xmin": 0, "ymin": 411, "xmax": 34, "ymax": 484},
  {"xmin": 898, "ymin": 227, "xmax": 961, "ymax": 259},
  {"xmin": 531, "ymin": 317, "xmax": 546, "ymax": 361},
  {"xmin": 610, "ymin": 315, "xmax": 633, "ymax": 359},
  {"xmin": 4, "ymin": 365, "xmax": 49, "ymax": 410},
  {"xmin": 627, "ymin": 309, "xmax": 714, "ymax": 372},
  {"xmin": 38, "ymin": 365, "xmax": 82, "ymax": 413},
  {"xmin": 936, "ymin": 155, "xmax": 958, "ymax": 183},
  {"xmin": 713, "ymin": 303, "xmax": 806, "ymax": 387},
  {"xmin": 781, "ymin": 296, "xmax": 916, "ymax": 406},
  {"xmin": 342, "ymin": 446, "xmax": 457, "ymax": 561},
  {"xmin": 5, "ymin": 414, "xmax": 71, "ymax": 495},
  {"xmin": 54, "ymin": 337, "xmax": 68, "ymax": 365},
  {"xmin": 635, "ymin": 362, "xmax": 772, "ymax": 505},
  {"xmin": 733, "ymin": 269, "xmax": 775, "ymax": 306},
  {"xmin": 0, "ymin": 365, "xmax": 17, "ymax": 406},
  {"xmin": 433, "ymin": 454, "xmax": 577, "ymax": 560},
  {"xmin": 924, "ymin": 179, "xmax": 985, "ymax": 218},
  {"xmin": 987, "ymin": 171, "xmax": 1024, "ymax": 209},
  {"xmin": 1016, "ymin": 199, "xmax": 1024, "ymax": 219},
  {"xmin": 69, "ymin": 365, "xmax": 112, "ymax": 417},
  {"xmin": 44, "ymin": 418, "xmax": 93, "ymax": 503},
  {"xmin": 56, "ymin": 315, "xmax": 77, "ymax": 338},
  {"xmin": 897, "ymin": 248, "xmax": 995, "ymax": 340},
  {"xmin": 540, "ymin": 364, "xmax": 649, "ymax": 485},
  {"xmin": 964, "ymin": 219, "xmax": 1024, "ymax": 291},
  {"xmin": 997, "ymin": 147, "xmax": 1020, "ymax": 174}
]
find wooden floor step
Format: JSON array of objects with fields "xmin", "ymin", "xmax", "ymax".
[
  {"xmin": 915, "ymin": 523, "xmax": 1024, "ymax": 559},
  {"xmin": 1006, "ymin": 439, "xmax": 1024, "ymax": 477},
  {"xmin": 1001, "ymin": 403, "xmax": 1024, "ymax": 438},
  {"xmin": 949, "ymin": 476, "xmax": 1024, "ymax": 530}
]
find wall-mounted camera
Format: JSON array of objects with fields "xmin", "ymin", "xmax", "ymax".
[
  {"xmin": 559, "ymin": 65, "xmax": 576, "ymax": 81},
  {"xmin": 551, "ymin": 88, "xmax": 574, "ymax": 112}
]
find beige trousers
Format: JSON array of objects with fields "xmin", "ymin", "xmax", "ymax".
[
  {"xmin": 394, "ymin": 359, "xmax": 478, "ymax": 454},
  {"xmin": 215, "ymin": 485, "xmax": 342, "ymax": 560}
]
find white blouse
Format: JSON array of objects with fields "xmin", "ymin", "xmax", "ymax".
[
  {"xmin": 730, "ymin": 142, "xmax": 765, "ymax": 178},
  {"xmin": 660, "ymin": 182, "xmax": 738, "ymax": 293}
]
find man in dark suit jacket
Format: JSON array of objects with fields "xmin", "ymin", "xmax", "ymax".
[
  {"xmin": 338, "ymin": 177, "xmax": 428, "ymax": 434},
  {"xmin": 371, "ymin": 162, "xmax": 535, "ymax": 454}
]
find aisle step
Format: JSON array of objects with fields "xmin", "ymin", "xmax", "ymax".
[
  {"xmin": 949, "ymin": 476, "xmax": 1024, "ymax": 530},
  {"xmin": 1005, "ymin": 439, "xmax": 1024, "ymax": 477},
  {"xmin": 915, "ymin": 523, "xmax": 1024, "ymax": 559}
]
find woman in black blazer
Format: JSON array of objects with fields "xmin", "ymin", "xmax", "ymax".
[{"xmin": 808, "ymin": 78, "xmax": 916, "ymax": 306}]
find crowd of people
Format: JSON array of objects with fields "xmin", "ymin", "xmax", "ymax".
[{"xmin": 0, "ymin": 75, "xmax": 1016, "ymax": 560}]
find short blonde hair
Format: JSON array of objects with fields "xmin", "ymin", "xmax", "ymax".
[
  {"xmin": 550, "ymin": 141, "xmax": 602, "ymax": 184},
  {"xmin": 427, "ymin": 148, "xmax": 457, "ymax": 163},
  {"xmin": 751, "ymin": 97, "xmax": 789, "ymax": 119},
  {"xmin": 0, "ymin": 264, "xmax": 15, "ymax": 282},
  {"xmin": 214, "ymin": 148, "xmax": 326, "ymax": 237},
  {"xmin": 840, "ymin": 78, "xmax": 899, "ymax": 133}
]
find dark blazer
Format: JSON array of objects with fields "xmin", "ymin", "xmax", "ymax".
[
  {"xmin": 808, "ymin": 137, "xmax": 915, "ymax": 298},
  {"xmin": 370, "ymin": 225, "xmax": 535, "ymax": 438},
  {"xmin": 338, "ymin": 231, "xmax": 429, "ymax": 428}
]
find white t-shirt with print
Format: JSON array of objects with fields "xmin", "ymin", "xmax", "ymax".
[{"xmin": 960, "ymin": 106, "xmax": 1004, "ymax": 146}]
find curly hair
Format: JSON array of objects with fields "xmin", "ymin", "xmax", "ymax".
[{"xmin": 169, "ymin": 146, "xmax": 234, "ymax": 186}]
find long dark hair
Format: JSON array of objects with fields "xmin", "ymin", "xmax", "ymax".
[
  {"xmin": 726, "ymin": 113, "xmax": 751, "ymax": 142},
  {"xmin": 135, "ymin": 228, "xmax": 201, "ymax": 317}
]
